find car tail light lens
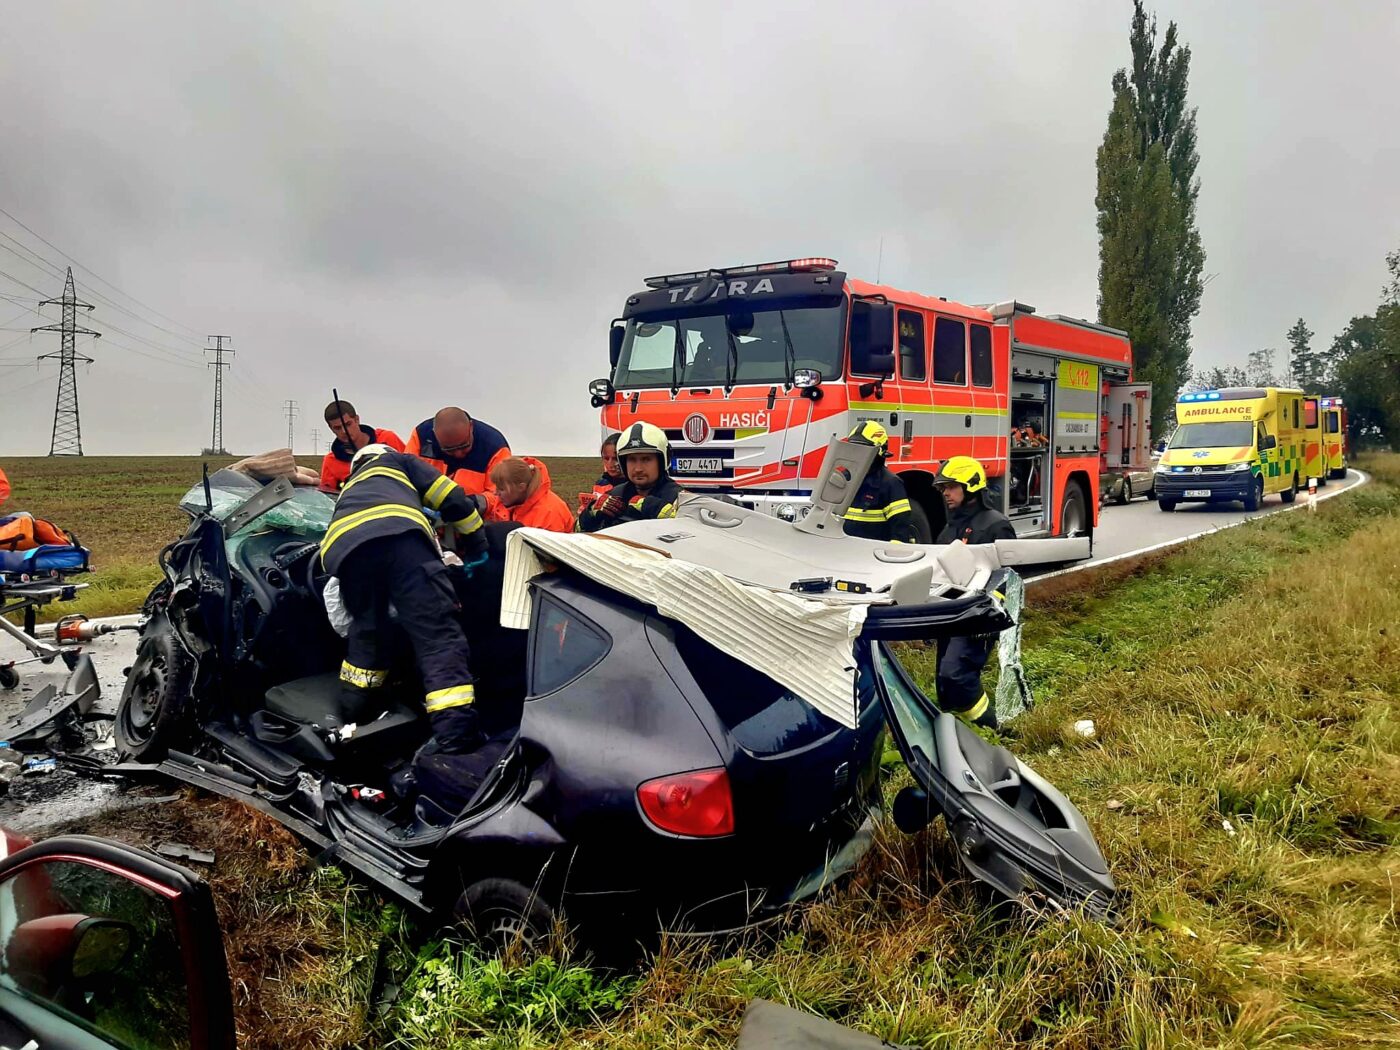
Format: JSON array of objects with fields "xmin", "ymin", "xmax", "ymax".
[{"xmin": 637, "ymin": 768, "xmax": 735, "ymax": 837}]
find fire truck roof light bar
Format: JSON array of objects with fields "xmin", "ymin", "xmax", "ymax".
[{"xmin": 644, "ymin": 258, "xmax": 838, "ymax": 289}]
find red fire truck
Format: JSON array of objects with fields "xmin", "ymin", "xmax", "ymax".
[{"xmin": 591, "ymin": 258, "xmax": 1140, "ymax": 551}]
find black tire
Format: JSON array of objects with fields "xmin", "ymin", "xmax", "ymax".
[
  {"xmin": 1158, "ymin": 499, "xmax": 1177, "ymax": 513},
  {"xmin": 115, "ymin": 625, "xmax": 195, "ymax": 761},
  {"xmin": 1059, "ymin": 480, "xmax": 1090, "ymax": 537},
  {"xmin": 1115, "ymin": 478, "xmax": 1132, "ymax": 505},
  {"xmin": 1280, "ymin": 474, "xmax": 1298, "ymax": 504},
  {"xmin": 1243, "ymin": 478, "xmax": 1263, "ymax": 512},
  {"xmin": 908, "ymin": 501, "xmax": 934, "ymax": 544},
  {"xmin": 0, "ymin": 666, "xmax": 18, "ymax": 691},
  {"xmin": 1330, "ymin": 466, "xmax": 1347, "ymax": 480},
  {"xmin": 455, "ymin": 877, "xmax": 558, "ymax": 956}
]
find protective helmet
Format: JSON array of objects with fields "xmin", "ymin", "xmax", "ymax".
[
  {"xmin": 351, "ymin": 442, "xmax": 395, "ymax": 468},
  {"xmin": 617, "ymin": 421, "xmax": 670, "ymax": 462},
  {"xmin": 847, "ymin": 420, "xmax": 890, "ymax": 456},
  {"xmin": 932, "ymin": 455, "xmax": 988, "ymax": 493}
]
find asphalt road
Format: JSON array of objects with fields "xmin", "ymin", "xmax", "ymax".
[{"xmin": 1037, "ymin": 467, "xmax": 1367, "ymax": 579}]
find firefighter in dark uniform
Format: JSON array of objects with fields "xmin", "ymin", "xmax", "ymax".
[
  {"xmin": 841, "ymin": 421, "xmax": 918, "ymax": 544},
  {"xmin": 577, "ymin": 422, "xmax": 683, "ymax": 531},
  {"xmin": 320, "ymin": 443, "xmax": 489, "ymax": 773},
  {"xmin": 932, "ymin": 456, "xmax": 1015, "ymax": 729}
]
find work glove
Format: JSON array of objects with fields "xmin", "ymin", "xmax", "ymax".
[{"xmin": 597, "ymin": 494, "xmax": 625, "ymax": 519}]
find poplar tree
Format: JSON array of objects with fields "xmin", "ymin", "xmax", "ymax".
[{"xmin": 1096, "ymin": 1, "xmax": 1205, "ymax": 433}]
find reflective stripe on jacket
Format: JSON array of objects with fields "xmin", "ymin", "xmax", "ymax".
[
  {"xmin": 842, "ymin": 466, "xmax": 918, "ymax": 543},
  {"xmin": 577, "ymin": 477, "xmax": 682, "ymax": 532},
  {"xmin": 406, "ymin": 418, "xmax": 511, "ymax": 497},
  {"xmin": 320, "ymin": 450, "xmax": 483, "ymax": 574},
  {"xmin": 318, "ymin": 425, "xmax": 405, "ymax": 494}
]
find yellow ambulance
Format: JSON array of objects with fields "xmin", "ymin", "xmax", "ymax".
[
  {"xmin": 1155, "ymin": 386, "xmax": 1305, "ymax": 512},
  {"xmin": 1302, "ymin": 395, "xmax": 1330, "ymax": 487}
]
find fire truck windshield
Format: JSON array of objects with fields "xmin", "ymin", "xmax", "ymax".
[
  {"xmin": 612, "ymin": 302, "xmax": 845, "ymax": 389},
  {"xmin": 1169, "ymin": 421, "xmax": 1254, "ymax": 449}
]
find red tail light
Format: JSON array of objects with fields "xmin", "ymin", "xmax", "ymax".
[{"xmin": 637, "ymin": 768, "xmax": 735, "ymax": 837}]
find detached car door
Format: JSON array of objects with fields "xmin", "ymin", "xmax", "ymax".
[
  {"xmin": 0, "ymin": 834, "xmax": 235, "ymax": 1050},
  {"xmin": 857, "ymin": 588, "xmax": 1116, "ymax": 917}
]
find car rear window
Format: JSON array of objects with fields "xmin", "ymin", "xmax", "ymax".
[
  {"xmin": 674, "ymin": 626, "xmax": 869, "ymax": 755},
  {"xmin": 530, "ymin": 595, "xmax": 610, "ymax": 695}
]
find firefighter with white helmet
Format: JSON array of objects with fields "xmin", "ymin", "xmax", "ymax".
[
  {"xmin": 577, "ymin": 421, "xmax": 683, "ymax": 531},
  {"xmin": 840, "ymin": 421, "xmax": 918, "ymax": 544},
  {"xmin": 931, "ymin": 454, "xmax": 1015, "ymax": 729},
  {"xmin": 321, "ymin": 442, "xmax": 490, "ymax": 787}
]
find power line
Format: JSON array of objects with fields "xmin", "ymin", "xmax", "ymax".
[
  {"xmin": 207, "ymin": 336, "xmax": 234, "ymax": 455},
  {"xmin": 32, "ymin": 268, "xmax": 100, "ymax": 456},
  {"xmin": 0, "ymin": 206, "xmax": 204, "ymax": 340},
  {"xmin": 283, "ymin": 399, "xmax": 300, "ymax": 451}
]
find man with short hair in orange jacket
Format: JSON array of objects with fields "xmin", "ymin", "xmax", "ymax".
[
  {"xmin": 319, "ymin": 399, "xmax": 405, "ymax": 494},
  {"xmin": 407, "ymin": 408, "xmax": 511, "ymax": 518},
  {"xmin": 490, "ymin": 457, "xmax": 575, "ymax": 532}
]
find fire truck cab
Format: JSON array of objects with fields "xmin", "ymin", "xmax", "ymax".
[{"xmin": 592, "ymin": 258, "xmax": 1137, "ymax": 555}]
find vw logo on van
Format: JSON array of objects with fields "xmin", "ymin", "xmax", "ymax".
[
  {"xmin": 683, "ymin": 414, "xmax": 712, "ymax": 444},
  {"xmin": 1192, "ymin": 466, "xmax": 1203, "ymax": 474}
]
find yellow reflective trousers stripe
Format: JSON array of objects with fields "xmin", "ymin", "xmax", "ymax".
[{"xmin": 425, "ymin": 684, "xmax": 475, "ymax": 712}]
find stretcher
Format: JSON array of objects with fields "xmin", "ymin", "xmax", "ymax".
[{"xmin": 0, "ymin": 551, "xmax": 91, "ymax": 690}]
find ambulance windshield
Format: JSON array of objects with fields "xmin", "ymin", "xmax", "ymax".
[
  {"xmin": 612, "ymin": 302, "xmax": 845, "ymax": 389},
  {"xmin": 1169, "ymin": 421, "xmax": 1254, "ymax": 449}
]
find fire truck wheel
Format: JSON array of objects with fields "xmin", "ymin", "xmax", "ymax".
[
  {"xmin": 1059, "ymin": 482, "xmax": 1090, "ymax": 537},
  {"xmin": 908, "ymin": 502, "xmax": 934, "ymax": 544}
]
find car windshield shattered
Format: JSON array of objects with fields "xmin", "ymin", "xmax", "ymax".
[
  {"xmin": 612, "ymin": 301, "xmax": 845, "ymax": 389},
  {"xmin": 179, "ymin": 469, "xmax": 334, "ymax": 537}
]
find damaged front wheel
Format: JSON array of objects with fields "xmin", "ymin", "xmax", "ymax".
[{"xmin": 115, "ymin": 622, "xmax": 194, "ymax": 761}]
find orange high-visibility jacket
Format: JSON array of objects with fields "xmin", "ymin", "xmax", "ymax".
[
  {"xmin": 500, "ymin": 457, "xmax": 575, "ymax": 533},
  {"xmin": 318, "ymin": 425, "xmax": 406, "ymax": 494},
  {"xmin": 406, "ymin": 418, "xmax": 511, "ymax": 499}
]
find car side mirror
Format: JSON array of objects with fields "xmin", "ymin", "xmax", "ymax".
[
  {"xmin": 7, "ymin": 915, "xmax": 134, "ymax": 993},
  {"xmin": 608, "ymin": 325, "xmax": 625, "ymax": 368}
]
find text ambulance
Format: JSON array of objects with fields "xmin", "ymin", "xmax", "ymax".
[
  {"xmin": 1155, "ymin": 387, "xmax": 1305, "ymax": 512},
  {"xmin": 591, "ymin": 258, "xmax": 1140, "ymax": 551},
  {"xmin": 1302, "ymin": 395, "xmax": 1350, "ymax": 483}
]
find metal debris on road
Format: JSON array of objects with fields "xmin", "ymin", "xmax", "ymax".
[
  {"xmin": 155, "ymin": 843, "xmax": 215, "ymax": 865},
  {"xmin": 22, "ymin": 756, "xmax": 58, "ymax": 776}
]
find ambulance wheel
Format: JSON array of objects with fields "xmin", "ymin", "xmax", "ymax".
[
  {"xmin": 1157, "ymin": 499, "xmax": 1177, "ymax": 513},
  {"xmin": 1059, "ymin": 481, "xmax": 1090, "ymax": 537},
  {"xmin": 115, "ymin": 625, "xmax": 194, "ymax": 761},
  {"xmin": 908, "ymin": 502, "xmax": 934, "ymax": 543},
  {"xmin": 1281, "ymin": 474, "xmax": 1298, "ymax": 504},
  {"xmin": 1243, "ymin": 479, "xmax": 1263, "ymax": 512},
  {"xmin": 1329, "ymin": 467, "xmax": 1347, "ymax": 480}
]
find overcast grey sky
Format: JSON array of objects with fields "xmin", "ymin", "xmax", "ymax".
[{"xmin": 1, "ymin": 1, "xmax": 1397, "ymax": 456}]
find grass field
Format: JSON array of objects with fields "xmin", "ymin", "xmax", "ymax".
[
  {"xmin": 1, "ymin": 454, "xmax": 603, "ymax": 620},
  {"xmin": 25, "ymin": 454, "xmax": 1400, "ymax": 1047}
]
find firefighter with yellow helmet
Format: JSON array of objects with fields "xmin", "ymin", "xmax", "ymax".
[
  {"xmin": 932, "ymin": 455, "xmax": 1014, "ymax": 729},
  {"xmin": 840, "ymin": 421, "xmax": 918, "ymax": 544}
]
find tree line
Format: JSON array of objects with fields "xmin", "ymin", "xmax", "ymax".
[{"xmin": 1094, "ymin": 1, "xmax": 1398, "ymax": 448}]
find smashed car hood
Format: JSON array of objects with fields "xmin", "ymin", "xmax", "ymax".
[{"xmin": 501, "ymin": 497, "xmax": 1012, "ymax": 729}]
